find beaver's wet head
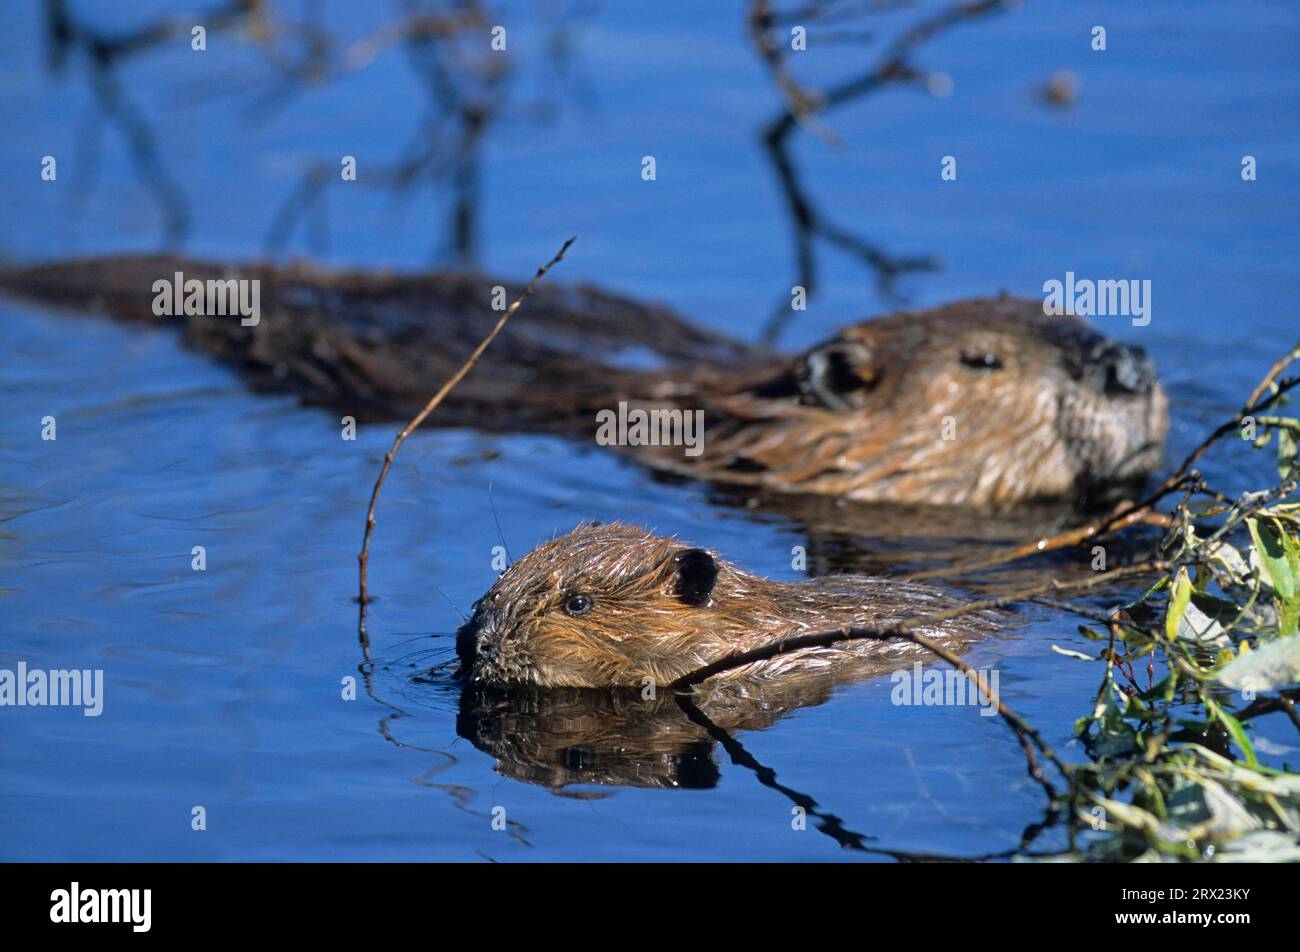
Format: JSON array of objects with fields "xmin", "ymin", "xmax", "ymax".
[
  {"xmin": 689, "ymin": 297, "xmax": 1168, "ymax": 507},
  {"xmin": 455, "ymin": 523, "xmax": 732, "ymax": 688},
  {"xmin": 456, "ymin": 522, "xmax": 995, "ymax": 689}
]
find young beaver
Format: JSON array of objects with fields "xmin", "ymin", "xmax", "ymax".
[
  {"xmin": 456, "ymin": 522, "xmax": 998, "ymax": 688},
  {"xmin": 1, "ymin": 257, "xmax": 1165, "ymax": 507}
]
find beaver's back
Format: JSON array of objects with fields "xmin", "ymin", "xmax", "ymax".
[{"xmin": 0, "ymin": 254, "xmax": 765, "ymax": 427}]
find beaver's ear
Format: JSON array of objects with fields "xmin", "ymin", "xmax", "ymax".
[
  {"xmin": 672, "ymin": 548, "xmax": 718, "ymax": 606},
  {"xmin": 798, "ymin": 339, "xmax": 878, "ymax": 410}
]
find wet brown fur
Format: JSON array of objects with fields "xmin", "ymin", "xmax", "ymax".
[
  {"xmin": 627, "ymin": 297, "xmax": 1168, "ymax": 506},
  {"xmin": 1, "ymin": 256, "xmax": 1166, "ymax": 508},
  {"xmin": 457, "ymin": 522, "xmax": 999, "ymax": 688}
]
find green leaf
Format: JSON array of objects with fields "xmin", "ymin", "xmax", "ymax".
[
  {"xmin": 1248, "ymin": 517, "xmax": 1297, "ymax": 601},
  {"xmin": 1208, "ymin": 700, "xmax": 1259, "ymax": 768},
  {"xmin": 1214, "ymin": 831, "xmax": 1300, "ymax": 862},
  {"xmin": 1206, "ymin": 541, "xmax": 1251, "ymax": 587},
  {"xmin": 1279, "ymin": 425, "xmax": 1299, "ymax": 480},
  {"xmin": 1178, "ymin": 595, "xmax": 1232, "ymax": 647},
  {"xmin": 1166, "ymin": 775, "xmax": 1261, "ymax": 836},
  {"xmin": 1217, "ymin": 635, "xmax": 1300, "ymax": 693},
  {"xmin": 1248, "ymin": 517, "xmax": 1300, "ymax": 637},
  {"xmin": 1166, "ymin": 567, "xmax": 1193, "ymax": 642}
]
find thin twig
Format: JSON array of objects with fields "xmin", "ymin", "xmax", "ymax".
[{"xmin": 357, "ymin": 237, "xmax": 576, "ymax": 635}]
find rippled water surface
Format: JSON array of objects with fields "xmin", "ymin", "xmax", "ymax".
[{"xmin": 1, "ymin": 1, "xmax": 1299, "ymax": 860}]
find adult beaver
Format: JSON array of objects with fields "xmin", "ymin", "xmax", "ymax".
[
  {"xmin": 0, "ymin": 254, "xmax": 1166, "ymax": 507},
  {"xmin": 455, "ymin": 522, "xmax": 999, "ymax": 689}
]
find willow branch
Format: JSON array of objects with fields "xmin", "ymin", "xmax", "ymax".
[{"xmin": 669, "ymin": 560, "xmax": 1168, "ymax": 790}]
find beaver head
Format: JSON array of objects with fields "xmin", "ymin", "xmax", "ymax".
[
  {"xmin": 456, "ymin": 522, "xmax": 989, "ymax": 688},
  {"xmin": 647, "ymin": 297, "xmax": 1168, "ymax": 507}
]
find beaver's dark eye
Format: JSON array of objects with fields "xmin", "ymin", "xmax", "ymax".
[
  {"xmin": 961, "ymin": 352, "xmax": 1004, "ymax": 371},
  {"xmin": 564, "ymin": 594, "xmax": 593, "ymax": 616}
]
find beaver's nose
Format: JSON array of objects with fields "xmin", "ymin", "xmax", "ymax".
[
  {"xmin": 1091, "ymin": 342, "xmax": 1156, "ymax": 395},
  {"xmin": 456, "ymin": 620, "xmax": 483, "ymax": 668}
]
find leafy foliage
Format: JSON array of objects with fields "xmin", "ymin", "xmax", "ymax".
[{"xmin": 1066, "ymin": 360, "xmax": 1300, "ymax": 861}]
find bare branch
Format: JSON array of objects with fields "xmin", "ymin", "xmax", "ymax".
[{"xmin": 357, "ymin": 237, "xmax": 577, "ymax": 641}]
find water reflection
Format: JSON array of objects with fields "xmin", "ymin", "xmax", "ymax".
[{"xmin": 446, "ymin": 664, "xmax": 1063, "ymax": 860}]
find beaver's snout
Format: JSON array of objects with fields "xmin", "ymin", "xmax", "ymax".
[
  {"xmin": 455, "ymin": 618, "xmax": 479, "ymax": 672},
  {"xmin": 1085, "ymin": 341, "xmax": 1158, "ymax": 396},
  {"xmin": 456, "ymin": 609, "xmax": 496, "ymax": 676}
]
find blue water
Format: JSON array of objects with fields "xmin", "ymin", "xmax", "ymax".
[{"xmin": 1, "ymin": 1, "xmax": 1298, "ymax": 860}]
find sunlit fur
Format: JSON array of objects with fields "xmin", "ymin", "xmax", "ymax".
[
  {"xmin": 457, "ymin": 522, "xmax": 998, "ymax": 688},
  {"xmin": 629, "ymin": 297, "xmax": 1168, "ymax": 507}
]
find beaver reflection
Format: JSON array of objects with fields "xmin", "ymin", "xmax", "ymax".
[
  {"xmin": 457, "ymin": 684, "xmax": 723, "ymax": 790},
  {"xmin": 452, "ymin": 673, "xmax": 1063, "ymax": 860},
  {"xmin": 458, "ymin": 664, "xmax": 877, "ymax": 791}
]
